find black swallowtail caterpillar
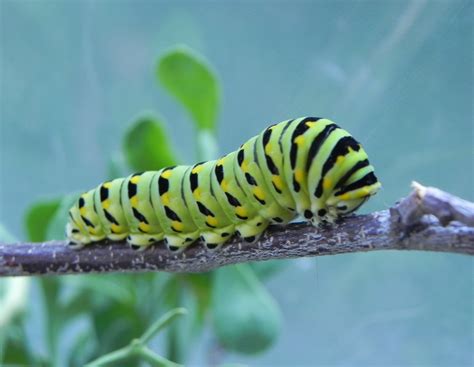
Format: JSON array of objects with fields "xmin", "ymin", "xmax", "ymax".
[{"xmin": 67, "ymin": 117, "xmax": 381, "ymax": 251}]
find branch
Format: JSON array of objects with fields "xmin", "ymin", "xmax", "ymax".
[{"xmin": 1, "ymin": 182, "xmax": 473, "ymax": 277}]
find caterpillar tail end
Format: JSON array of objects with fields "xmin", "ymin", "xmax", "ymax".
[{"xmin": 67, "ymin": 241, "xmax": 86, "ymax": 250}]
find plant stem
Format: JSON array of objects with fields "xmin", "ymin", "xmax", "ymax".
[{"xmin": 196, "ymin": 129, "xmax": 218, "ymax": 161}]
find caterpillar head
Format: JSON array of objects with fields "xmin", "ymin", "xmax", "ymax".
[{"xmin": 326, "ymin": 169, "xmax": 381, "ymax": 220}]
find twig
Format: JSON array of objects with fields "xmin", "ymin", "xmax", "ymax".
[
  {"xmin": 1, "ymin": 182, "xmax": 473, "ymax": 277},
  {"xmin": 394, "ymin": 181, "xmax": 474, "ymax": 226}
]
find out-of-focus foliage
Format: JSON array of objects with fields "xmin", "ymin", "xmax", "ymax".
[
  {"xmin": 0, "ymin": 226, "xmax": 31, "ymax": 364},
  {"xmin": 212, "ymin": 264, "xmax": 281, "ymax": 354},
  {"xmin": 157, "ymin": 46, "xmax": 221, "ymax": 132},
  {"xmin": 46, "ymin": 194, "xmax": 81, "ymax": 241},
  {"xmin": 85, "ymin": 308, "xmax": 186, "ymax": 367},
  {"xmin": 1, "ymin": 45, "xmax": 283, "ymax": 366},
  {"xmin": 24, "ymin": 198, "xmax": 61, "ymax": 242},
  {"xmin": 123, "ymin": 114, "xmax": 178, "ymax": 172}
]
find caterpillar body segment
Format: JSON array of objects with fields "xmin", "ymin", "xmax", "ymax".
[
  {"xmin": 95, "ymin": 178, "xmax": 129, "ymax": 241},
  {"xmin": 184, "ymin": 160, "xmax": 235, "ymax": 249},
  {"xmin": 281, "ymin": 117, "xmax": 336, "ymax": 217},
  {"xmin": 121, "ymin": 171, "xmax": 164, "ymax": 248},
  {"xmin": 152, "ymin": 166, "xmax": 201, "ymax": 250},
  {"xmin": 234, "ymin": 136, "xmax": 295, "ymax": 226},
  {"xmin": 66, "ymin": 117, "xmax": 381, "ymax": 250},
  {"xmin": 255, "ymin": 121, "xmax": 296, "ymax": 213},
  {"xmin": 212, "ymin": 151, "xmax": 270, "ymax": 241}
]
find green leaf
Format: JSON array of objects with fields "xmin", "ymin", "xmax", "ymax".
[
  {"xmin": 0, "ymin": 324, "xmax": 40, "ymax": 366},
  {"xmin": 62, "ymin": 275, "xmax": 135, "ymax": 311},
  {"xmin": 46, "ymin": 193, "xmax": 81, "ymax": 240},
  {"xmin": 211, "ymin": 264, "xmax": 281, "ymax": 355},
  {"xmin": 24, "ymin": 198, "xmax": 61, "ymax": 242},
  {"xmin": 157, "ymin": 45, "xmax": 221, "ymax": 131},
  {"xmin": 123, "ymin": 114, "xmax": 177, "ymax": 172},
  {"xmin": 67, "ymin": 330, "xmax": 97, "ymax": 367}
]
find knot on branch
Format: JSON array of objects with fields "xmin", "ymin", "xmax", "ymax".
[{"xmin": 391, "ymin": 181, "xmax": 474, "ymax": 228}]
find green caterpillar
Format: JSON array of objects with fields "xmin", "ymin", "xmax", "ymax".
[{"xmin": 66, "ymin": 117, "xmax": 381, "ymax": 251}]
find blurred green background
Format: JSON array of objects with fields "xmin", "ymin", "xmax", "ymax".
[{"xmin": 1, "ymin": 0, "xmax": 473, "ymax": 366}]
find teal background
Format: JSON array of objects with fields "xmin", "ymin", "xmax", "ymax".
[{"xmin": 1, "ymin": 0, "xmax": 473, "ymax": 366}]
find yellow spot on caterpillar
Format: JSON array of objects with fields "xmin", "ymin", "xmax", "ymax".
[
  {"xmin": 306, "ymin": 121, "xmax": 316, "ymax": 127},
  {"xmin": 102, "ymin": 199, "xmax": 110, "ymax": 209},
  {"xmin": 207, "ymin": 216, "xmax": 218, "ymax": 227},
  {"xmin": 295, "ymin": 168, "xmax": 304, "ymax": 183},
  {"xmin": 217, "ymin": 158, "xmax": 225, "ymax": 166},
  {"xmin": 111, "ymin": 223, "xmax": 121, "ymax": 233},
  {"xmin": 265, "ymin": 143, "xmax": 273, "ymax": 155},
  {"xmin": 88, "ymin": 227, "xmax": 96, "ymax": 235},
  {"xmin": 161, "ymin": 170, "xmax": 172, "ymax": 179},
  {"xmin": 193, "ymin": 187, "xmax": 202, "ymax": 200},
  {"xmin": 172, "ymin": 221, "xmax": 184, "ymax": 231},
  {"xmin": 103, "ymin": 182, "xmax": 112, "ymax": 189},
  {"xmin": 130, "ymin": 196, "xmax": 138, "ymax": 206},
  {"xmin": 192, "ymin": 165, "xmax": 204, "ymax": 174},
  {"xmin": 272, "ymin": 175, "xmax": 283, "ymax": 191},
  {"xmin": 336, "ymin": 155, "xmax": 345, "ymax": 164},
  {"xmin": 139, "ymin": 222, "xmax": 150, "ymax": 232},
  {"xmin": 131, "ymin": 175, "xmax": 140, "ymax": 184},
  {"xmin": 340, "ymin": 193, "xmax": 350, "ymax": 201},
  {"xmin": 79, "ymin": 207, "xmax": 86, "ymax": 215},
  {"xmin": 323, "ymin": 178, "xmax": 332, "ymax": 190},
  {"xmin": 221, "ymin": 179, "xmax": 229, "ymax": 191},
  {"xmin": 294, "ymin": 135, "xmax": 305, "ymax": 145},
  {"xmin": 253, "ymin": 186, "xmax": 265, "ymax": 200},
  {"xmin": 235, "ymin": 206, "xmax": 247, "ymax": 217},
  {"xmin": 241, "ymin": 160, "xmax": 249, "ymax": 171},
  {"xmin": 161, "ymin": 193, "xmax": 170, "ymax": 206}
]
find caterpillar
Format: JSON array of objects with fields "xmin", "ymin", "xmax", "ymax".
[{"xmin": 66, "ymin": 117, "xmax": 381, "ymax": 251}]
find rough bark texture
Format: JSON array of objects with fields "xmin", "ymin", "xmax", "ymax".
[{"xmin": 1, "ymin": 183, "xmax": 473, "ymax": 277}]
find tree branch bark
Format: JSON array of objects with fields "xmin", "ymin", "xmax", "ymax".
[{"xmin": 1, "ymin": 182, "xmax": 473, "ymax": 277}]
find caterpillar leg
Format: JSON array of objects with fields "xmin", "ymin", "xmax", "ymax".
[
  {"xmin": 199, "ymin": 224, "xmax": 235, "ymax": 250},
  {"xmin": 127, "ymin": 233, "xmax": 164, "ymax": 251},
  {"xmin": 308, "ymin": 206, "xmax": 336, "ymax": 226},
  {"xmin": 106, "ymin": 232, "xmax": 128, "ymax": 242},
  {"xmin": 235, "ymin": 217, "xmax": 269, "ymax": 243},
  {"xmin": 164, "ymin": 233, "xmax": 199, "ymax": 252}
]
